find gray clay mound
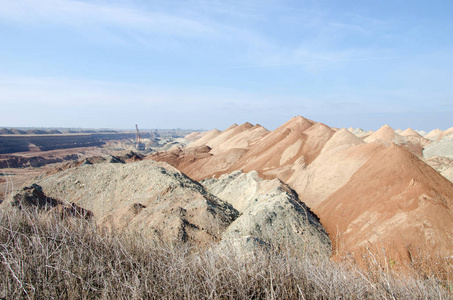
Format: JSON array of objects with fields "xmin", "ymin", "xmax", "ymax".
[
  {"xmin": 423, "ymin": 136, "xmax": 453, "ymax": 159},
  {"xmin": 202, "ymin": 170, "xmax": 332, "ymax": 257},
  {"xmin": 5, "ymin": 160, "xmax": 239, "ymax": 245}
]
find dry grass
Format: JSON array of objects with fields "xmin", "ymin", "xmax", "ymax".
[{"xmin": 0, "ymin": 206, "xmax": 451, "ymax": 299}]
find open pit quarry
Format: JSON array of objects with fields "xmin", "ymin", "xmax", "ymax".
[
  {"xmin": 2, "ymin": 116, "xmax": 453, "ymax": 272},
  {"xmin": 0, "ymin": 132, "xmax": 138, "ymax": 154}
]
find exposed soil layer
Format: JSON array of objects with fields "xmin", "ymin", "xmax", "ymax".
[
  {"xmin": 11, "ymin": 184, "xmax": 93, "ymax": 220},
  {"xmin": 316, "ymin": 144, "xmax": 453, "ymax": 265},
  {"xmin": 423, "ymin": 136, "xmax": 453, "ymax": 159},
  {"xmin": 202, "ymin": 170, "xmax": 331, "ymax": 256},
  {"xmin": 147, "ymin": 116, "xmax": 453, "ymax": 266},
  {"xmin": 0, "ymin": 132, "xmax": 136, "ymax": 154},
  {"xmin": 3, "ymin": 116, "xmax": 452, "ymax": 270},
  {"xmin": 0, "ymin": 154, "xmax": 79, "ymax": 169},
  {"xmin": 0, "ymin": 147, "xmax": 123, "ymax": 197},
  {"xmin": 150, "ymin": 116, "xmax": 335, "ymax": 182},
  {"xmin": 4, "ymin": 160, "xmax": 240, "ymax": 246},
  {"xmin": 425, "ymin": 156, "xmax": 453, "ymax": 183}
]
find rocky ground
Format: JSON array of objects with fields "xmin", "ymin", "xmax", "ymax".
[
  {"xmin": 6, "ymin": 160, "xmax": 239, "ymax": 246},
  {"xmin": 147, "ymin": 116, "xmax": 453, "ymax": 267},
  {"xmin": 3, "ymin": 159, "xmax": 331, "ymax": 255},
  {"xmin": 0, "ymin": 130, "xmax": 202, "ymax": 198},
  {"xmin": 203, "ymin": 170, "xmax": 331, "ymax": 256},
  {"xmin": 2, "ymin": 117, "xmax": 453, "ymax": 271}
]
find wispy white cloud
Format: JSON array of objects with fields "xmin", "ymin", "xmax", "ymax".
[
  {"xmin": 0, "ymin": 0, "xmax": 280, "ymax": 59},
  {"xmin": 0, "ymin": 0, "xmax": 396, "ymax": 72},
  {"xmin": 329, "ymin": 22, "xmax": 368, "ymax": 34},
  {"xmin": 0, "ymin": 0, "xmax": 215, "ymax": 38},
  {"xmin": 222, "ymin": 56, "xmax": 401, "ymax": 69}
]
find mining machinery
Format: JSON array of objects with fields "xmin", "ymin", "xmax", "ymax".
[{"xmin": 135, "ymin": 124, "xmax": 145, "ymax": 151}]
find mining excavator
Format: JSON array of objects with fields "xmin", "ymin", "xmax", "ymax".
[{"xmin": 135, "ymin": 124, "xmax": 145, "ymax": 151}]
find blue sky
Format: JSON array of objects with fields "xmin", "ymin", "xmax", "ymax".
[{"xmin": 0, "ymin": 0, "xmax": 452, "ymax": 131}]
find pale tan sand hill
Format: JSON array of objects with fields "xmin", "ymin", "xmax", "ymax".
[
  {"xmin": 362, "ymin": 129, "xmax": 374, "ymax": 138},
  {"xmin": 288, "ymin": 142, "xmax": 379, "ymax": 210},
  {"xmin": 416, "ymin": 130, "xmax": 428, "ymax": 136},
  {"xmin": 316, "ymin": 144, "xmax": 453, "ymax": 265},
  {"xmin": 209, "ymin": 123, "xmax": 269, "ymax": 155},
  {"xmin": 220, "ymin": 122, "xmax": 309, "ymax": 177},
  {"xmin": 202, "ymin": 170, "xmax": 331, "ymax": 256},
  {"xmin": 5, "ymin": 160, "xmax": 239, "ymax": 246},
  {"xmin": 399, "ymin": 128, "xmax": 431, "ymax": 149},
  {"xmin": 423, "ymin": 127, "xmax": 453, "ymax": 141},
  {"xmin": 182, "ymin": 148, "xmax": 247, "ymax": 181},
  {"xmin": 149, "ymin": 136, "xmax": 251, "ymax": 182},
  {"xmin": 229, "ymin": 121, "xmax": 334, "ymax": 181},
  {"xmin": 425, "ymin": 128, "xmax": 443, "ymax": 141},
  {"xmin": 280, "ymin": 115, "xmax": 315, "ymax": 132},
  {"xmin": 167, "ymin": 144, "xmax": 184, "ymax": 153},
  {"xmin": 150, "ymin": 118, "xmax": 319, "ymax": 182},
  {"xmin": 149, "ymin": 116, "xmax": 334, "ymax": 184},
  {"xmin": 319, "ymin": 128, "xmax": 364, "ymax": 155},
  {"xmin": 364, "ymin": 124, "xmax": 406, "ymax": 145},
  {"xmin": 300, "ymin": 123, "xmax": 336, "ymax": 164},
  {"xmin": 439, "ymin": 126, "xmax": 453, "ymax": 140},
  {"xmin": 184, "ymin": 131, "xmax": 206, "ymax": 141},
  {"xmin": 395, "ymin": 129, "xmax": 403, "ymax": 134},
  {"xmin": 224, "ymin": 123, "xmax": 239, "ymax": 131},
  {"xmin": 205, "ymin": 122, "xmax": 254, "ymax": 151},
  {"xmin": 150, "ymin": 116, "xmax": 335, "ymax": 184},
  {"xmin": 186, "ymin": 129, "xmax": 221, "ymax": 148},
  {"xmin": 400, "ymin": 128, "xmax": 420, "ymax": 137},
  {"xmin": 350, "ymin": 128, "xmax": 374, "ymax": 138},
  {"xmin": 145, "ymin": 122, "xmax": 238, "ymax": 178},
  {"xmin": 147, "ymin": 115, "xmax": 453, "ymax": 270},
  {"xmin": 148, "ymin": 145, "xmax": 212, "ymax": 174}
]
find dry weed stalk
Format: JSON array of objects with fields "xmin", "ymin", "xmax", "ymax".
[{"xmin": 0, "ymin": 205, "xmax": 451, "ymax": 299}]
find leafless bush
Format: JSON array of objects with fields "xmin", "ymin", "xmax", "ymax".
[{"xmin": 0, "ymin": 207, "xmax": 451, "ymax": 299}]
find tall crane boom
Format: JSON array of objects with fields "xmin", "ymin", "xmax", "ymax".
[
  {"xmin": 135, "ymin": 124, "xmax": 141, "ymax": 144},
  {"xmin": 135, "ymin": 124, "xmax": 145, "ymax": 151}
]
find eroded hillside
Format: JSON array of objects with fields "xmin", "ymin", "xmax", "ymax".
[
  {"xmin": 3, "ymin": 115, "xmax": 453, "ymax": 270},
  {"xmin": 148, "ymin": 116, "xmax": 453, "ymax": 266}
]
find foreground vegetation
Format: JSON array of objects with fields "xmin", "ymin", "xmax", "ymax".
[{"xmin": 0, "ymin": 207, "xmax": 451, "ymax": 299}]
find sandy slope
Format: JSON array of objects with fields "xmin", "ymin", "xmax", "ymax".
[
  {"xmin": 183, "ymin": 131, "xmax": 206, "ymax": 141},
  {"xmin": 316, "ymin": 144, "xmax": 453, "ymax": 264},
  {"xmin": 228, "ymin": 117, "xmax": 334, "ymax": 181},
  {"xmin": 202, "ymin": 170, "xmax": 331, "ymax": 255},
  {"xmin": 348, "ymin": 128, "xmax": 374, "ymax": 138},
  {"xmin": 4, "ymin": 159, "xmax": 335, "ymax": 255},
  {"xmin": 186, "ymin": 129, "xmax": 222, "ymax": 149},
  {"xmin": 363, "ymin": 125, "xmax": 431, "ymax": 157},
  {"xmin": 425, "ymin": 156, "xmax": 453, "ymax": 183},
  {"xmin": 287, "ymin": 130, "xmax": 376, "ymax": 209},
  {"xmin": 439, "ymin": 126, "xmax": 453, "ymax": 140},
  {"xmin": 423, "ymin": 137, "xmax": 453, "ymax": 159},
  {"xmin": 209, "ymin": 124, "xmax": 269, "ymax": 155},
  {"xmin": 400, "ymin": 128, "xmax": 431, "ymax": 148},
  {"xmin": 147, "ymin": 115, "xmax": 453, "ymax": 264},
  {"xmin": 425, "ymin": 129, "xmax": 443, "ymax": 141},
  {"xmin": 10, "ymin": 160, "xmax": 239, "ymax": 245},
  {"xmin": 364, "ymin": 125, "xmax": 406, "ymax": 145}
]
